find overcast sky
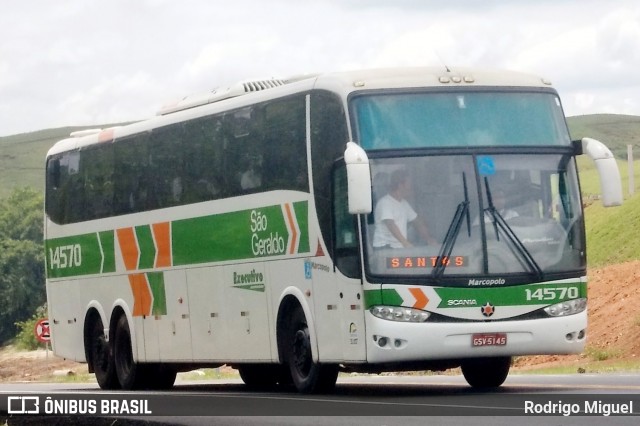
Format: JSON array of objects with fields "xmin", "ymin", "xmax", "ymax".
[{"xmin": 1, "ymin": 0, "xmax": 639, "ymax": 137}]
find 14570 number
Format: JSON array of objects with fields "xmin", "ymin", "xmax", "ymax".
[
  {"xmin": 49, "ymin": 244, "xmax": 82, "ymax": 269},
  {"xmin": 525, "ymin": 286, "xmax": 579, "ymax": 302}
]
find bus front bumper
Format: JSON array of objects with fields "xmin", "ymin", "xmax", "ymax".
[{"xmin": 364, "ymin": 310, "xmax": 587, "ymax": 364}]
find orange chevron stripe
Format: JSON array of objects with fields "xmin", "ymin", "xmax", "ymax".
[
  {"xmin": 128, "ymin": 273, "xmax": 152, "ymax": 317},
  {"xmin": 116, "ymin": 227, "xmax": 139, "ymax": 271},
  {"xmin": 409, "ymin": 288, "xmax": 429, "ymax": 310},
  {"xmin": 152, "ymin": 222, "xmax": 171, "ymax": 268},
  {"xmin": 284, "ymin": 203, "xmax": 298, "ymax": 255}
]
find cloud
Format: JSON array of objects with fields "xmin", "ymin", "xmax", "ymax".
[{"xmin": 1, "ymin": 0, "xmax": 639, "ymax": 136}]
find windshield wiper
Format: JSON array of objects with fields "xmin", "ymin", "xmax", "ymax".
[
  {"xmin": 484, "ymin": 178, "xmax": 543, "ymax": 279},
  {"xmin": 432, "ymin": 173, "xmax": 470, "ymax": 279}
]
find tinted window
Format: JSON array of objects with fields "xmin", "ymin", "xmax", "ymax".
[{"xmin": 46, "ymin": 94, "xmax": 310, "ymax": 224}]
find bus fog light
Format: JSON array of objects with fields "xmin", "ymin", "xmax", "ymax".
[
  {"xmin": 544, "ymin": 298, "xmax": 587, "ymax": 317},
  {"xmin": 370, "ymin": 306, "xmax": 430, "ymax": 322}
]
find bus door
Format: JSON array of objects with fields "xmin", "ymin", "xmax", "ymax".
[{"xmin": 321, "ymin": 165, "xmax": 367, "ymax": 362}]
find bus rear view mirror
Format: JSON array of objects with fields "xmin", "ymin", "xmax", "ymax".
[
  {"xmin": 579, "ymin": 137, "xmax": 623, "ymax": 207},
  {"xmin": 344, "ymin": 142, "xmax": 372, "ymax": 214}
]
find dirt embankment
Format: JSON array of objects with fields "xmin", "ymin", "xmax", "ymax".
[
  {"xmin": 514, "ymin": 260, "xmax": 640, "ymax": 371},
  {"xmin": 1, "ymin": 261, "xmax": 639, "ymax": 382}
]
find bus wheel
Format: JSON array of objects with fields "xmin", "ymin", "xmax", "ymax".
[
  {"xmin": 113, "ymin": 314, "xmax": 147, "ymax": 390},
  {"xmin": 284, "ymin": 306, "xmax": 338, "ymax": 394},
  {"xmin": 89, "ymin": 317, "xmax": 119, "ymax": 389},
  {"xmin": 461, "ymin": 356, "xmax": 511, "ymax": 388},
  {"xmin": 146, "ymin": 364, "xmax": 177, "ymax": 390},
  {"xmin": 238, "ymin": 364, "xmax": 279, "ymax": 389}
]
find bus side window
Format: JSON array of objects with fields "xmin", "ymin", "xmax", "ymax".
[
  {"xmin": 82, "ymin": 146, "xmax": 114, "ymax": 221},
  {"xmin": 46, "ymin": 156, "xmax": 64, "ymax": 223}
]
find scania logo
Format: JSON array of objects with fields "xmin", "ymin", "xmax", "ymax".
[
  {"xmin": 447, "ymin": 299, "xmax": 477, "ymax": 306},
  {"xmin": 481, "ymin": 302, "xmax": 495, "ymax": 317}
]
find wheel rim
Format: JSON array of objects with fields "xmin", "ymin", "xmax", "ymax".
[
  {"xmin": 92, "ymin": 332, "xmax": 109, "ymax": 373},
  {"xmin": 292, "ymin": 327, "xmax": 312, "ymax": 377}
]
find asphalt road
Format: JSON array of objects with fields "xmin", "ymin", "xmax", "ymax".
[{"xmin": 2, "ymin": 373, "xmax": 640, "ymax": 425}]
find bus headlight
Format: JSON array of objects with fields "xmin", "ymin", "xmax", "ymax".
[
  {"xmin": 370, "ymin": 306, "xmax": 430, "ymax": 322},
  {"xmin": 543, "ymin": 298, "xmax": 587, "ymax": 317}
]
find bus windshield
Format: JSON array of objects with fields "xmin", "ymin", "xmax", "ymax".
[
  {"xmin": 353, "ymin": 91, "xmax": 571, "ymax": 149},
  {"xmin": 363, "ymin": 153, "xmax": 584, "ymax": 281}
]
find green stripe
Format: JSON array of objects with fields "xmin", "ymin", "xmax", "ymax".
[
  {"xmin": 172, "ymin": 202, "xmax": 309, "ymax": 266},
  {"xmin": 147, "ymin": 272, "xmax": 167, "ymax": 316},
  {"xmin": 365, "ymin": 282, "xmax": 587, "ymax": 310},
  {"xmin": 435, "ymin": 282, "xmax": 586, "ymax": 308},
  {"xmin": 46, "ymin": 201, "xmax": 310, "ymax": 278},
  {"xmin": 98, "ymin": 231, "xmax": 115, "ymax": 273},
  {"xmin": 46, "ymin": 233, "xmax": 103, "ymax": 278},
  {"xmin": 293, "ymin": 202, "xmax": 310, "ymax": 253},
  {"xmin": 135, "ymin": 225, "xmax": 155, "ymax": 269},
  {"xmin": 364, "ymin": 289, "xmax": 403, "ymax": 309}
]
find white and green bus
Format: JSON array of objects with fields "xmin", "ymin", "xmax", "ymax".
[{"xmin": 45, "ymin": 67, "xmax": 622, "ymax": 393}]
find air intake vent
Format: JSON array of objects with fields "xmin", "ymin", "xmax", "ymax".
[
  {"xmin": 242, "ymin": 79, "xmax": 286, "ymax": 93},
  {"xmin": 158, "ymin": 79, "xmax": 288, "ymax": 115}
]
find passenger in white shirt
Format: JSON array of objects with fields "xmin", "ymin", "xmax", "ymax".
[{"xmin": 373, "ymin": 169, "xmax": 436, "ymax": 248}]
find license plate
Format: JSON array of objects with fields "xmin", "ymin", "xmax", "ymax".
[{"xmin": 472, "ymin": 333, "xmax": 507, "ymax": 347}]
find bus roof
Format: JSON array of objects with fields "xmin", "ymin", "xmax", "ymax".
[{"xmin": 47, "ymin": 66, "xmax": 555, "ymax": 158}]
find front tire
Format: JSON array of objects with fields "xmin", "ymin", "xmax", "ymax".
[
  {"xmin": 284, "ymin": 305, "xmax": 338, "ymax": 394},
  {"xmin": 461, "ymin": 356, "xmax": 511, "ymax": 388}
]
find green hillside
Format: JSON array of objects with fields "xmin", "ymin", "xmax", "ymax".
[
  {"xmin": 568, "ymin": 114, "xmax": 640, "ymax": 159},
  {"xmin": 585, "ymin": 192, "xmax": 640, "ymax": 267},
  {"xmin": 0, "ymin": 124, "xmax": 130, "ymax": 198}
]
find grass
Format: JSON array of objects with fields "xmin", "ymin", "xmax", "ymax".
[
  {"xmin": 46, "ymin": 367, "xmax": 241, "ymax": 384},
  {"xmin": 584, "ymin": 347, "xmax": 623, "ymax": 362},
  {"xmin": 512, "ymin": 359, "xmax": 640, "ymax": 375},
  {"xmin": 584, "ymin": 191, "xmax": 640, "ymax": 267},
  {"xmin": 178, "ymin": 368, "xmax": 239, "ymax": 381}
]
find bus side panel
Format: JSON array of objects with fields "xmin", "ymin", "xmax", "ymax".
[
  {"xmin": 156, "ymin": 270, "xmax": 192, "ymax": 361},
  {"xmin": 222, "ymin": 263, "xmax": 272, "ymax": 361},
  {"xmin": 187, "ymin": 266, "xmax": 229, "ymax": 361},
  {"xmin": 47, "ymin": 280, "xmax": 84, "ymax": 361}
]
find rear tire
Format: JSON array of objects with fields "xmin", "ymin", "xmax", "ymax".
[
  {"xmin": 461, "ymin": 356, "xmax": 511, "ymax": 388},
  {"xmin": 113, "ymin": 314, "xmax": 148, "ymax": 390},
  {"xmin": 89, "ymin": 316, "xmax": 119, "ymax": 389},
  {"xmin": 283, "ymin": 305, "xmax": 338, "ymax": 394}
]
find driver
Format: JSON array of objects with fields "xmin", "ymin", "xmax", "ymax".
[{"xmin": 372, "ymin": 169, "xmax": 437, "ymax": 248}]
